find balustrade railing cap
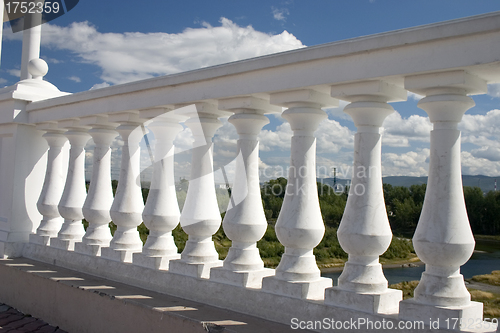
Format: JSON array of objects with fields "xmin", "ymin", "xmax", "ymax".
[
  {"xmin": 330, "ymin": 80, "xmax": 407, "ymax": 103},
  {"xmin": 218, "ymin": 96, "xmax": 282, "ymax": 114}
]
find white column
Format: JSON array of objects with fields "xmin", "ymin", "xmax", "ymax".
[
  {"xmin": 262, "ymin": 89, "xmax": 336, "ymax": 300},
  {"xmin": 75, "ymin": 117, "xmax": 117, "ymax": 256},
  {"xmin": 210, "ymin": 97, "xmax": 280, "ymax": 288},
  {"xmin": 325, "ymin": 81, "xmax": 406, "ymax": 314},
  {"xmin": 133, "ymin": 114, "xmax": 184, "ymax": 270},
  {"xmin": 51, "ymin": 127, "xmax": 90, "ymax": 251},
  {"xmin": 169, "ymin": 103, "xmax": 230, "ymax": 279},
  {"xmin": 400, "ymin": 71, "xmax": 487, "ymax": 328},
  {"xmin": 101, "ymin": 114, "xmax": 145, "ymax": 263},
  {"xmin": 29, "ymin": 125, "xmax": 68, "ymax": 246}
]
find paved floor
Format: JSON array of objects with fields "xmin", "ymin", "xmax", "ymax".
[{"xmin": 0, "ymin": 303, "xmax": 67, "ymax": 333}]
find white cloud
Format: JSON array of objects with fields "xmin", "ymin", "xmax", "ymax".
[
  {"xmin": 316, "ymin": 119, "xmax": 354, "ymax": 154},
  {"xmin": 382, "ymin": 149, "xmax": 430, "ymax": 177},
  {"xmin": 272, "ymin": 7, "xmax": 290, "ymax": 22},
  {"xmin": 470, "ymin": 146, "xmax": 500, "ymax": 162},
  {"xmin": 460, "ymin": 109, "xmax": 500, "ymax": 137},
  {"xmin": 12, "ymin": 18, "xmax": 304, "ymax": 85},
  {"xmin": 0, "ymin": 78, "xmax": 7, "ymax": 85},
  {"xmin": 487, "ymin": 83, "xmax": 500, "ymax": 98},
  {"xmin": 7, "ymin": 69, "xmax": 20, "ymax": 77},
  {"xmin": 382, "ymin": 111, "xmax": 431, "ymax": 147},
  {"xmin": 89, "ymin": 82, "xmax": 110, "ymax": 90},
  {"xmin": 407, "ymin": 91, "xmax": 424, "ymax": 101},
  {"xmin": 462, "ymin": 151, "xmax": 500, "ymax": 176},
  {"xmin": 68, "ymin": 76, "xmax": 81, "ymax": 83}
]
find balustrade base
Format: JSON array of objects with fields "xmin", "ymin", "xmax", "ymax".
[
  {"xmin": 262, "ymin": 276, "xmax": 332, "ymax": 300},
  {"xmin": 50, "ymin": 238, "xmax": 80, "ymax": 251},
  {"xmin": 399, "ymin": 299, "xmax": 484, "ymax": 331},
  {"xmin": 210, "ymin": 267, "xmax": 275, "ymax": 288},
  {"xmin": 74, "ymin": 242, "xmax": 103, "ymax": 256},
  {"xmin": 168, "ymin": 260, "xmax": 222, "ymax": 279},
  {"xmin": 325, "ymin": 286, "xmax": 402, "ymax": 314},
  {"xmin": 29, "ymin": 234, "xmax": 50, "ymax": 246},
  {"xmin": 101, "ymin": 247, "xmax": 140, "ymax": 263},
  {"xmin": 132, "ymin": 252, "xmax": 180, "ymax": 270}
]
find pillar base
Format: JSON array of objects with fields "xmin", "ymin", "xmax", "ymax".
[
  {"xmin": 50, "ymin": 238, "xmax": 80, "ymax": 251},
  {"xmin": 261, "ymin": 276, "xmax": 332, "ymax": 300},
  {"xmin": 0, "ymin": 242, "xmax": 25, "ymax": 258},
  {"xmin": 74, "ymin": 242, "xmax": 104, "ymax": 256},
  {"xmin": 29, "ymin": 234, "xmax": 50, "ymax": 246},
  {"xmin": 168, "ymin": 259, "xmax": 222, "ymax": 279},
  {"xmin": 132, "ymin": 253, "xmax": 180, "ymax": 270},
  {"xmin": 325, "ymin": 286, "xmax": 402, "ymax": 314},
  {"xmin": 100, "ymin": 247, "xmax": 140, "ymax": 263},
  {"xmin": 399, "ymin": 299, "xmax": 484, "ymax": 331},
  {"xmin": 210, "ymin": 267, "xmax": 275, "ymax": 288}
]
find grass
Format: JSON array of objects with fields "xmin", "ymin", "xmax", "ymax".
[{"xmin": 472, "ymin": 271, "xmax": 500, "ymax": 286}]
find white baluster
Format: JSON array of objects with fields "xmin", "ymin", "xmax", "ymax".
[
  {"xmin": 325, "ymin": 81, "xmax": 406, "ymax": 314},
  {"xmin": 29, "ymin": 124, "xmax": 68, "ymax": 246},
  {"xmin": 133, "ymin": 113, "xmax": 184, "ymax": 270},
  {"xmin": 210, "ymin": 97, "xmax": 280, "ymax": 287},
  {"xmin": 262, "ymin": 89, "xmax": 336, "ymax": 299},
  {"xmin": 169, "ymin": 103, "xmax": 230, "ymax": 279},
  {"xmin": 51, "ymin": 125, "xmax": 91, "ymax": 251},
  {"xmin": 101, "ymin": 113, "xmax": 145, "ymax": 262},
  {"xmin": 75, "ymin": 120, "xmax": 117, "ymax": 256},
  {"xmin": 399, "ymin": 71, "xmax": 487, "ymax": 328}
]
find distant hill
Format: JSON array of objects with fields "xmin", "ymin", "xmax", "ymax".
[{"xmin": 318, "ymin": 175, "xmax": 499, "ymax": 194}]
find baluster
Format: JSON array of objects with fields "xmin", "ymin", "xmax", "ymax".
[
  {"xmin": 133, "ymin": 110, "xmax": 185, "ymax": 269},
  {"xmin": 169, "ymin": 103, "xmax": 230, "ymax": 278},
  {"xmin": 101, "ymin": 112, "xmax": 145, "ymax": 262},
  {"xmin": 75, "ymin": 116, "xmax": 118, "ymax": 256},
  {"xmin": 262, "ymin": 89, "xmax": 336, "ymax": 299},
  {"xmin": 51, "ymin": 120, "xmax": 91, "ymax": 251},
  {"xmin": 210, "ymin": 97, "xmax": 280, "ymax": 287},
  {"xmin": 29, "ymin": 123, "xmax": 68, "ymax": 246},
  {"xmin": 400, "ymin": 71, "xmax": 487, "ymax": 327},
  {"xmin": 325, "ymin": 81, "xmax": 406, "ymax": 314}
]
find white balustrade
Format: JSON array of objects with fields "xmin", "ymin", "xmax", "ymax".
[
  {"xmin": 2, "ymin": 13, "xmax": 500, "ymax": 332},
  {"xmin": 262, "ymin": 89, "xmax": 337, "ymax": 299},
  {"xmin": 169, "ymin": 103, "xmax": 230, "ymax": 278},
  {"xmin": 325, "ymin": 81, "xmax": 406, "ymax": 314},
  {"xmin": 101, "ymin": 113, "xmax": 145, "ymax": 262},
  {"xmin": 75, "ymin": 117, "xmax": 118, "ymax": 256},
  {"xmin": 51, "ymin": 122, "xmax": 91, "ymax": 251},
  {"xmin": 399, "ymin": 70, "xmax": 488, "ymax": 328},
  {"xmin": 210, "ymin": 97, "xmax": 280, "ymax": 287},
  {"xmin": 29, "ymin": 124, "xmax": 68, "ymax": 246},
  {"xmin": 133, "ymin": 111, "xmax": 184, "ymax": 270}
]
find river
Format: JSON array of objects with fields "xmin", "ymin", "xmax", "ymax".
[{"xmin": 322, "ymin": 239, "xmax": 500, "ymax": 286}]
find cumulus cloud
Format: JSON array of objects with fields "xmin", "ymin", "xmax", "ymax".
[
  {"xmin": 6, "ymin": 18, "xmax": 305, "ymax": 85},
  {"xmin": 382, "ymin": 111, "xmax": 431, "ymax": 147},
  {"xmin": 382, "ymin": 149, "xmax": 430, "ymax": 176},
  {"xmin": 462, "ymin": 151, "xmax": 500, "ymax": 176}
]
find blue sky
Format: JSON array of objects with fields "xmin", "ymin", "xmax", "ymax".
[{"xmin": 2, "ymin": 0, "xmax": 500, "ymax": 181}]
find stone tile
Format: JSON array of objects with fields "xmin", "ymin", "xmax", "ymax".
[
  {"xmin": 3, "ymin": 317, "xmax": 37, "ymax": 329},
  {"xmin": 17, "ymin": 320, "xmax": 48, "ymax": 332}
]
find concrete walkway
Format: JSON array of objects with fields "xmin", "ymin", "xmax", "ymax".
[{"xmin": 0, "ymin": 303, "xmax": 67, "ymax": 332}]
